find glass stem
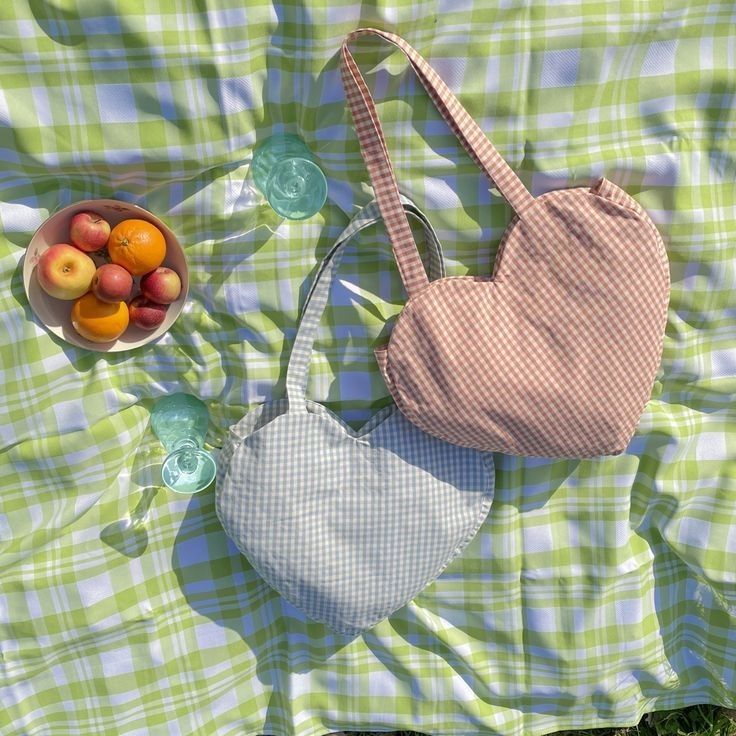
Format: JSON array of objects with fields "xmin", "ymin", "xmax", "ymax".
[{"xmin": 171, "ymin": 438, "xmax": 199, "ymax": 473}]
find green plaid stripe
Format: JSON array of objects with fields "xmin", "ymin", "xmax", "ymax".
[{"xmin": 1, "ymin": 0, "xmax": 734, "ymax": 734}]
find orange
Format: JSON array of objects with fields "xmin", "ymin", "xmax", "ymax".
[
  {"xmin": 107, "ymin": 219, "xmax": 166, "ymax": 276},
  {"xmin": 71, "ymin": 292, "xmax": 129, "ymax": 343}
]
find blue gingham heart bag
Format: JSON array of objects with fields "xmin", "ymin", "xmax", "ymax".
[{"xmin": 216, "ymin": 200, "xmax": 494, "ymax": 635}]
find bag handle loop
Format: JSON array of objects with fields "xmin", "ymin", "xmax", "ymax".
[
  {"xmin": 341, "ymin": 28, "xmax": 535, "ymax": 296},
  {"xmin": 286, "ymin": 199, "xmax": 444, "ymax": 413}
]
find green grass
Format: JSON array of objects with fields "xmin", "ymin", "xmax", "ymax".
[
  {"xmin": 552, "ymin": 705, "xmax": 736, "ymax": 735},
  {"xmin": 339, "ymin": 705, "xmax": 736, "ymax": 736}
]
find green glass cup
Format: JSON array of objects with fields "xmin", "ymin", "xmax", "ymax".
[
  {"xmin": 251, "ymin": 133, "xmax": 328, "ymax": 220},
  {"xmin": 150, "ymin": 393, "xmax": 217, "ymax": 494}
]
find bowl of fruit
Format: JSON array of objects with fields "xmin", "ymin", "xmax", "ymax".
[{"xmin": 23, "ymin": 200, "xmax": 188, "ymax": 352}]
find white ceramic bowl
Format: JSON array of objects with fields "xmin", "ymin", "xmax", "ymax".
[{"xmin": 23, "ymin": 199, "xmax": 188, "ymax": 352}]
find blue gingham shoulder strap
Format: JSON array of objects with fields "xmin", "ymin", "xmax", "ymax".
[{"xmin": 286, "ymin": 198, "xmax": 443, "ymax": 413}]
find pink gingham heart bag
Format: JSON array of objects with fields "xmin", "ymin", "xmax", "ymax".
[{"xmin": 341, "ymin": 29, "xmax": 670, "ymax": 458}]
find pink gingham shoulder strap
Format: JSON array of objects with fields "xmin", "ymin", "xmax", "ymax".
[{"xmin": 341, "ymin": 28, "xmax": 535, "ymax": 297}]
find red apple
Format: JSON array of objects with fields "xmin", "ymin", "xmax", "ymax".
[
  {"xmin": 140, "ymin": 267, "xmax": 182, "ymax": 304},
  {"xmin": 36, "ymin": 243, "xmax": 96, "ymax": 300},
  {"xmin": 91, "ymin": 264, "xmax": 133, "ymax": 303},
  {"xmin": 128, "ymin": 295, "xmax": 168, "ymax": 330},
  {"xmin": 69, "ymin": 211, "xmax": 111, "ymax": 252}
]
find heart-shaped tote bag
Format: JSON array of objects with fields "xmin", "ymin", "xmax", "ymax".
[
  {"xmin": 216, "ymin": 199, "xmax": 494, "ymax": 635},
  {"xmin": 341, "ymin": 29, "xmax": 670, "ymax": 458}
]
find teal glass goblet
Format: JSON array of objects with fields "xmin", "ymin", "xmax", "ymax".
[
  {"xmin": 150, "ymin": 393, "xmax": 217, "ymax": 494},
  {"xmin": 251, "ymin": 133, "xmax": 328, "ymax": 220}
]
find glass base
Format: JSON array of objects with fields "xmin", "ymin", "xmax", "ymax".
[
  {"xmin": 251, "ymin": 134, "xmax": 328, "ymax": 220},
  {"xmin": 252, "ymin": 133, "xmax": 310, "ymax": 193},
  {"xmin": 265, "ymin": 157, "xmax": 327, "ymax": 220},
  {"xmin": 161, "ymin": 448, "xmax": 217, "ymax": 494}
]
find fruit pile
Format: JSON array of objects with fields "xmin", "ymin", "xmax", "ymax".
[{"xmin": 34, "ymin": 211, "xmax": 183, "ymax": 344}]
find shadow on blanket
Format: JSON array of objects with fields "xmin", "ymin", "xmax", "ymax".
[{"xmin": 100, "ymin": 485, "xmax": 160, "ymax": 559}]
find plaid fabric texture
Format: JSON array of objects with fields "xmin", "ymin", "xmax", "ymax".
[{"xmin": 1, "ymin": 1, "xmax": 735, "ymax": 735}]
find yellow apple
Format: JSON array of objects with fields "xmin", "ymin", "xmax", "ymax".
[{"xmin": 36, "ymin": 243, "xmax": 96, "ymax": 300}]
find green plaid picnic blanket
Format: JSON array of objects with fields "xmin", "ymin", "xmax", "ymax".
[{"xmin": 1, "ymin": 2, "xmax": 735, "ymax": 735}]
